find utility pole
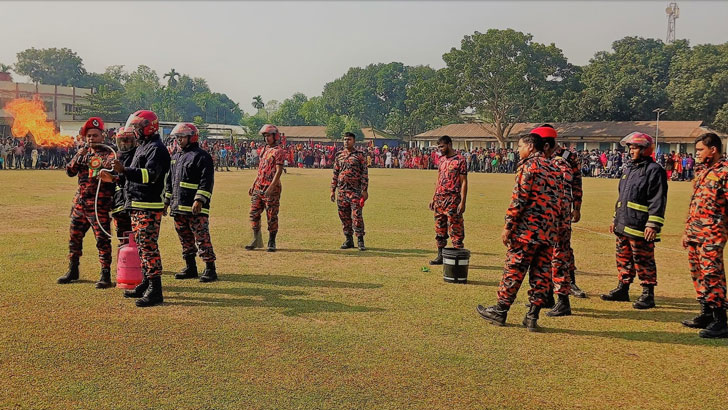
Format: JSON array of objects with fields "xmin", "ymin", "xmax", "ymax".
[{"xmin": 654, "ymin": 108, "xmax": 667, "ymax": 154}]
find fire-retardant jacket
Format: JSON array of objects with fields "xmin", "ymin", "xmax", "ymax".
[
  {"xmin": 163, "ymin": 142, "xmax": 214, "ymax": 216},
  {"xmin": 111, "ymin": 147, "xmax": 136, "ymax": 216},
  {"xmin": 613, "ymin": 157, "xmax": 668, "ymax": 241},
  {"xmin": 122, "ymin": 134, "xmax": 171, "ymax": 212}
]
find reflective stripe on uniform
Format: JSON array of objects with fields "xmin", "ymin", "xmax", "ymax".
[
  {"xmin": 141, "ymin": 168, "xmax": 149, "ymax": 184},
  {"xmin": 197, "ymin": 190, "xmax": 212, "ymax": 198},
  {"xmin": 177, "ymin": 205, "xmax": 210, "ymax": 215},
  {"xmin": 623, "ymin": 226, "xmax": 661, "ymax": 240},
  {"xmin": 115, "ymin": 186, "xmax": 122, "ymax": 192},
  {"xmin": 180, "ymin": 182, "xmax": 199, "ymax": 189},
  {"xmin": 164, "ymin": 192, "xmax": 172, "ymax": 198},
  {"xmin": 627, "ymin": 201, "xmax": 648, "ymax": 212},
  {"xmin": 131, "ymin": 201, "xmax": 164, "ymax": 209},
  {"xmin": 111, "ymin": 206, "xmax": 125, "ymax": 214},
  {"xmin": 648, "ymin": 215, "xmax": 665, "ymax": 224}
]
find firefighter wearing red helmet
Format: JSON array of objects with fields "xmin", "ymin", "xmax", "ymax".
[
  {"xmin": 105, "ymin": 110, "xmax": 171, "ymax": 307},
  {"xmin": 58, "ymin": 117, "xmax": 116, "ymax": 289},
  {"xmin": 245, "ymin": 124, "xmax": 285, "ymax": 252},
  {"xmin": 602, "ymin": 132, "xmax": 668, "ymax": 309},
  {"xmin": 163, "ymin": 123, "xmax": 217, "ymax": 282}
]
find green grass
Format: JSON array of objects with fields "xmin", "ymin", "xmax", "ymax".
[{"xmin": 1, "ymin": 168, "xmax": 726, "ymax": 409}]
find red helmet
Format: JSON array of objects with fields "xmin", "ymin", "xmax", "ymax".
[
  {"xmin": 259, "ymin": 124, "xmax": 280, "ymax": 141},
  {"xmin": 80, "ymin": 117, "xmax": 104, "ymax": 136},
  {"xmin": 621, "ymin": 132, "xmax": 654, "ymax": 156},
  {"xmin": 125, "ymin": 110, "xmax": 159, "ymax": 138},
  {"xmin": 170, "ymin": 123, "xmax": 200, "ymax": 143},
  {"xmin": 530, "ymin": 126, "xmax": 558, "ymax": 139}
]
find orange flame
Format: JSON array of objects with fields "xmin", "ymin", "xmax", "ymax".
[{"xmin": 3, "ymin": 98, "xmax": 75, "ymax": 148}]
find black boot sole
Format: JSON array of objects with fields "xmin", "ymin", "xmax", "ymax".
[
  {"xmin": 175, "ymin": 274, "xmax": 199, "ymax": 280},
  {"xmin": 429, "ymin": 260, "xmax": 443, "ymax": 265},
  {"xmin": 136, "ymin": 298, "xmax": 164, "ymax": 307},
  {"xmin": 699, "ymin": 329, "xmax": 728, "ymax": 338},
  {"xmin": 681, "ymin": 320, "xmax": 710, "ymax": 329},
  {"xmin": 522, "ymin": 319, "xmax": 540, "ymax": 332},
  {"xmin": 476, "ymin": 306, "xmax": 506, "ymax": 326},
  {"xmin": 546, "ymin": 308, "xmax": 572, "ymax": 317},
  {"xmin": 95, "ymin": 282, "xmax": 112, "ymax": 289},
  {"xmin": 600, "ymin": 295, "xmax": 630, "ymax": 302},
  {"xmin": 633, "ymin": 303, "xmax": 656, "ymax": 310},
  {"xmin": 200, "ymin": 276, "xmax": 218, "ymax": 283}
]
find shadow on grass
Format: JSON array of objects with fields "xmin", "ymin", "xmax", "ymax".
[
  {"xmin": 279, "ymin": 247, "xmax": 494, "ymax": 258},
  {"xmin": 469, "ymin": 265, "xmax": 503, "ymax": 271},
  {"xmin": 462, "ymin": 280, "xmax": 500, "ymax": 287},
  {"xmin": 224, "ymin": 274, "xmax": 383, "ymax": 289},
  {"xmin": 544, "ymin": 327, "xmax": 726, "ymax": 347},
  {"xmin": 574, "ymin": 270, "xmax": 613, "ymax": 278},
  {"xmin": 575, "ymin": 306, "xmax": 695, "ymax": 324},
  {"xmin": 164, "ymin": 285, "xmax": 384, "ymax": 316}
]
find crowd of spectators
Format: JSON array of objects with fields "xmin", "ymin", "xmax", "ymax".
[{"xmin": 0, "ymin": 134, "xmax": 701, "ymax": 182}]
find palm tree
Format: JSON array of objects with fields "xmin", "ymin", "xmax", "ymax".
[
  {"xmin": 163, "ymin": 68, "xmax": 180, "ymax": 88},
  {"xmin": 0, "ymin": 63, "xmax": 12, "ymax": 73},
  {"xmin": 252, "ymin": 95, "xmax": 265, "ymax": 111}
]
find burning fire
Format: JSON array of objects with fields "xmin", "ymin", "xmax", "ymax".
[{"xmin": 3, "ymin": 98, "xmax": 75, "ymax": 147}]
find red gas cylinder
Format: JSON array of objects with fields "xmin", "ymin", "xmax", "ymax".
[{"xmin": 116, "ymin": 233, "xmax": 142, "ymax": 289}]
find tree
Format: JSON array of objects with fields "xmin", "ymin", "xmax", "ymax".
[
  {"xmin": 240, "ymin": 113, "xmax": 268, "ymax": 137},
  {"xmin": 252, "ymin": 95, "xmax": 265, "ymax": 111},
  {"xmin": 0, "ymin": 63, "xmax": 12, "ymax": 73},
  {"xmin": 714, "ymin": 103, "xmax": 728, "ymax": 133},
  {"xmin": 14, "ymin": 47, "xmax": 87, "ymax": 86},
  {"xmin": 579, "ymin": 37, "xmax": 687, "ymax": 121},
  {"xmin": 124, "ymin": 65, "xmax": 162, "ymax": 112},
  {"xmin": 442, "ymin": 29, "xmax": 571, "ymax": 146},
  {"xmin": 76, "ymin": 85, "xmax": 124, "ymax": 121},
  {"xmin": 163, "ymin": 68, "xmax": 181, "ymax": 88},
  {"xmin": 667, "ymin": 43, "xmax": 728, "ymax": 126},
  {"xmin": 193, "ymin": 116, "xmax": 210, "ymax": 139},
  {"xmin": 271, "ymin": 93, "xmax": 308, "ymax": 125},
  {"xmin": 326, "ymin": 114, "xmax": 345, "ymax": 139},
  {"xmin": 342, "ymin": 115, "xmax": 363, "ymax": 140},
  {"xmin": 299, "ymin": 96, "xmax": 329, "ymax": 125}
]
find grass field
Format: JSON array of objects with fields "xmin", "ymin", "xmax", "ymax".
[{"xmin": 1, "ymin": 168, "xmax": 727, "ymax": 409}]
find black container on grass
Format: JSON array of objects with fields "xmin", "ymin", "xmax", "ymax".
[{"xmin": 442, "ymin": 248, "xmax": 470, "ymax": 284}]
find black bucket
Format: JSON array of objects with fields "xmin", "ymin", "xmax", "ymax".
[{"xmin": 442, "ymin": 248, "xmax": 470, "ymax": 284}]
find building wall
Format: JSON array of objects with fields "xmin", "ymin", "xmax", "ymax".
[{"xmin": 0, "ymin": 81, "xmax": 92, "ymax": 126}]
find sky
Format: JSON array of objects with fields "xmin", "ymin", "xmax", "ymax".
[{"xmin": 1, "ymin": 1, "xmax": 727, "ymax": 114}]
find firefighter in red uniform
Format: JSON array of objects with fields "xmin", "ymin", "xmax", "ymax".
[
  {"xmin": 428, "ymin": 135, "xmax": 468, "ymax": 265},
  {"xmin": 164, "ymin": 123, "xmax": 217, "ymax": 282},
  {"xmin": 245, "ymin": 124, "xmax": 284, "ymax": 252},
  {"xmin": 331, "ymin": 132, "xmax": 369, "ymax": 251},
  {"xmin": 104, "ymin": 110, "xmax": 171, "ymax": 307},
  {"xmin": 57, "ymin": 117, "xmax": 116, "ymax": 289},
  {"xmin": 682, "ymin": 132, "xmax": 728, "ymax": 338},
  {"xmin": 110, "ymin": 126, "xmax": 136, "ymax": 245},
  {"xmin": 477, "ymin": 133, "xmax": 563, "ymax": 331},
  {"xmin": 602, "ymin": 132, "xmax": 667, "ymax": 309}
]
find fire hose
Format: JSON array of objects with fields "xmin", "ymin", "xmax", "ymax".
[{"xmin": 88, "ymin": 143, "xmax": 121, "ymax": 239}]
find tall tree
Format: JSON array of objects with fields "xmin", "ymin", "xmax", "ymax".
[
  {"xmin": 299, "ymin": 96, "xmax": 329, "ymax": 125},
  {"xmin": 442, "ymin": 29, "xmax": 570, "ymax": 146},
  {"xmin": 271, "ymin": 92, "xmax": 308, "ymax": 125},
  {"xmin": 123, "ymin": 65, "xmax": 162, "ymax": 112},
  {"xmin": 14, "ymin": 47, "xmax": 87, "ymax": 86},
  {"xmin": 76, "ymin": 85, "xmax": 124, "ymax": 121},
  {"xmin": 163, "ymin": 68, "xmax": 181, "ymax": 88},
  {"xmin": 252, "ymin": 95, "xmax": 265, "ymax": 111}
]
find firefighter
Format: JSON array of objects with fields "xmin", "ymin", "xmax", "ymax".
[
  {"xmin": 602, "ymin": 132, "xmax": 667, "ymax": 309},
  {"xmin": 428, "ymin": 135, "xmax": 468, "ymax": 265},
  {"xmin": 682, "ymin": 132, "xmax": 728, "ymax": 338},
  {"xmin": 163, "ymin": 123, "xmax": 217, "ymax": 282},
  {"xmin": 57, "ymin": 117, "xmax": 116, "ymax": 289},
  {"xmin": 477, "ymin": 133, "xmax": 563, "ymax": 331},
  {"xmin": 104, "ymin": 110, "xmax": 171, "ymax": 307},
  {"xmin": 109, "ymin": 127, "xmax": 136, "ymax": 245},
  {"xmin": 245, "ymin": 124, "xmax": 284, "ymax": 252},
  {"xmin": 331, "ymin": 132, "xmax": 369, "ymax": 251}
]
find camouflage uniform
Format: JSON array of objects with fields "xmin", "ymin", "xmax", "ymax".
[
  {"xmin": 550, "ymin": 148, "xmax": 579, "ymax": 295},
  {"xmin": 332, "ymin": 148, "xmax": 369, "ymax": 238},
  {"xmin": 498, "ymin": 152, "xmax": 563, "ymax": 307},
  {"xmin": 66, "ymin": 146, "xmax": 116, "ymax": 269},
  {"xmin": 685, "ymin": 159, "xmax": 728, "ymax": 308},
  {"xmin": 250, "ymin": 145, "xmax": 285, "ymax": 233},
  {"xmin": 433, "ymin": 153, "xmax": 467, "ymax": 248},
  {"xmin": 612, "ymin": 157, "xmax": 667, "ymax": 286}
]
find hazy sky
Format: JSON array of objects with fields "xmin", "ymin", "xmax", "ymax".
[{"xmin": 2, "ymin": 1, "xmax": 727, "ymax": 114}]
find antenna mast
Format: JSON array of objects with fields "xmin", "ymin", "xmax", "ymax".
[{"xmin": 666, "ymin": 3, "xmax": 679, "ymax": 44}]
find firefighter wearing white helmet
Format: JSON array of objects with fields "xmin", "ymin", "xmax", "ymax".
[
  {"xmin": 602, "ymin": 132, "xmax": 668, "ymax": 309},
  {"xmin": 245, "ymin": 124, "xmax": 285, "ymax": 252}
]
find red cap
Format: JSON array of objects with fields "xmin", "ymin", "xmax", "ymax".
[
  {"xmin": 81, "ymin": 117, "xmax": 104, "ymax": 136},
  {"xmin": 531, "ymin": 126, "xmax": 557, "ymax": 139}
]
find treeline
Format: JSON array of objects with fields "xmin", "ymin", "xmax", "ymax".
[{"xmin": 3, "ymin": 29, "xmax": 728, "ymax": 143}]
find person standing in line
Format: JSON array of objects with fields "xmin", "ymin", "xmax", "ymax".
[{"xmin": 331, "ymin": 132, "xmax": 369, "ymax": 251}]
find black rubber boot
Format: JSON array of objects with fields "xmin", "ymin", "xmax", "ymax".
[
  {"xmin": 476, "ymin": 303, "xmax": 509, "ymax": 326},
  {"xmin": 244, "ymin": 230, "xmax": 263, "ymax": 250},
  {"xmin": 682, "ymin": 302, "xmax": 713, "ymax": 329},
  {"xmin": 523, "ymin": 305, "xmax": 542, "ymax": 332},
  {"xmin": 136, "ymin": 275, "xmax": 163, "ymax": 307},
  {"xmin": 429, "ymin": 248, "xmax": 443, "ymax": 265},
  {"xmin": 175, "ymin": 254, "xmax": 198, "ymax": 279},
  {"xmin": 569, "ymin": 282, "xmax": 587, "ymax": 298},
  {"xmin": 699, "ymin": 308, "xmax": 728, "ymax": 339},
  {"xmin": 357, "ymin": 236, "xmax": 366, "ymax": 251},
  {"xmin": 124, "ymin": 275, "xmax": 149, "ymax": 298},
  {"xmin": 525, "ymin": 292, "xmax": 554, "ymax": 308},
  {"xmin": 267, "ymin": 231, "xmax": 277, "ymax": 252},
  {"xmin": 95, "ymin": 268, "xmax": 112, "ymax": 289},
  {"xmin": 601, "ymin": 282, "xmax": 630, "ymax": 302},
  {"xmin": 57, "ymin": 259, "xmax": 80, "ymax": 284},
  {"xmin": 632, "ymin": 285, "xmax": 655, "ymax": 309},
  {"xmin": 341, "ymin": 234, "xmax": 354, "ymax": 249},
  {"xmin": 199, "ymin": 261, "xmax": 218, "ymax": 283},
  {"xmin": 546, "ymin": 294, "xmax": 572, "ymax": 317}
]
